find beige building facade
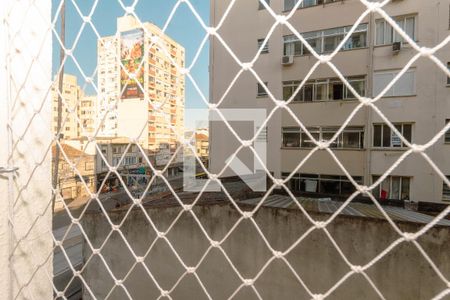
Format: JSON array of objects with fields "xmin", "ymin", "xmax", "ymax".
[
  {"xmin": 79, "ymin": 95, "xmax": 97, "ymax": 136},
  {"xmin": 52, "ymin": 73, "xmax": 97, "ymax": 138},
  {"xmin": 97, "ymin": 16, "xmax": 185, "ymax": 162},
  {"xmin": 51, "ymin": 74, "xmax": 80, "ymax": 139},
  {"xmin": 210, "ymin": 0, "xmax": 450, "ymax": 204}
]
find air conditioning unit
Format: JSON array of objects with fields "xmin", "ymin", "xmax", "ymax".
[
  {"xmin": 392, "ymin": 41, "xmax": 402, "ymax": 53},
  {"xmin": 282, "ymin": 55, "xmax": 294, "ymax": 65}
]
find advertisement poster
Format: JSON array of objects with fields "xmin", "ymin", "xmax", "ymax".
[{"xmin": 120, "ymin": 29, "xmax": 144, "ymax": 99}]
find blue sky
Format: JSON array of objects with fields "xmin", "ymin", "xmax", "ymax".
[{"xmin": 52, "ymin": 0, "xmax": 209, "ymax": 129}]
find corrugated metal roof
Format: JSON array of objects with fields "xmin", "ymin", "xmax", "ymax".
[{"xmin": 240, "ymin": 195, "xmax": 450, "ymax": 226}]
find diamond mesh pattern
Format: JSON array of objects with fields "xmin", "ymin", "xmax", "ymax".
[{"xmin": 3, "ymin": 0, "xmax": 450, "ymax": 299}]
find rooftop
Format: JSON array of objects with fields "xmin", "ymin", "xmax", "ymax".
[{"xmin": 94, "ymin": 180, "xmax": 450, "ymax": 227}]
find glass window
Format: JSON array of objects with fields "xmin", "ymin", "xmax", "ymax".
[
  {"xmin": 284, "ymin": 0, "xmax": 297, "ymax": 11},
  {"xmin": 391, "ymin": 176, "xmax": 401, "ymax": 199},
  {"xmin": 445, "ymin": 119, "xmax": 450, "ymax": 144},
  {"xmin": 283, "ymin": 37, "xmax": 302, "ymax": 56},
  {"xmin": 320, "ymin": 176, "xmax": 341, "ymax": 194},
  {"xmin": 373, "ymin": 125, "xmax": 382, "ymax": 147},
  {"xmin": 301, "ymin": 131, "xmax": 320, "ymax": 148},
  {"xmin": 375, "ymin": 15, "xmax": 416, "ymax": 45},
  {"xmin": 282, "ymin": 81, "xmax": 302, "ymax": 101},
  {"xmin": 401, "ymin": 177, "xmax": 410, "ymax": 200},
  {"xmin": 282, "ymin": 128, "xmax": 300, "ymax": 147},
  {"xmin": 257, "ymin": 38, "xmax": 269, "ymax": 53},
  {"xmin": 257, "ymin": 82, "xmax": 268, "ymax": 97},
  {"xmin": 443, "ymin": 176, "xmax": 450, "ymax": 202},
  {"xmin": 372, "ymin": 176, "xmax": 410, "ymax": 200},
  {"xmin": 402, "ymin": 124, "xmax": 412, "ymax": 146},
  {"xmin": 282, "ymin": 173, "xmax": 362, "ymax": 196},
  {"xmin": 303, "ymin": 84, "xmax": 313, "ymax": 101},
  {"xmin": 283, "ymin": 76, "xmax": 365, "ymax": 102},
  {"xmin": 342, "ymin": 131, "xmax": 361, "ymax": 148},
  {"xmin": 447, "ymin": 63, "xmax": 450, "ymax": 85},
  {"xmin": 258, "ymin": 0, "xmax": 270, "ymax": 10},
  {"xmin": 375, "ymin": 21, "xmax": 385, "ymax": 45},
  {"xmin": 373, "ymin": 70, "xmax": 415, "ymax": 97},
  {"xmin": 283, "ymin": 126, "xmax": 364, "ymax": 149},
  {"xmin": 283, "ymin": 85, "xmax": 293, "ymax": 101},
  {"xmin": 283, "ymin": 24, "xmax": 367, "ymax": 56},
  {"xmin": 382, "ymin": 125, "xmax": 391, "ymax": 147},
  {"xmin": 373, "ymin": 123, "xmax": 413, "ymax": 148},
  {"xmin": 322, "ymin": 131, "xmax": 338, "ymax": 148},
  {"xmin": 315, "ymin": 81, "xmax": 328, "ymax": 101},
  {"xmin": 330, "ymin": 80, "xmax": 344, "ymax": 100}
]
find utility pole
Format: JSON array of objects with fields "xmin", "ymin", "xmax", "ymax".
[{"xmin": 52, "ymin": 0, "xmax": 65, "ymax": 213}]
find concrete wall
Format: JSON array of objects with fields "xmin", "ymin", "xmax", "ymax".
[
  {"xmin": 0, "ymin": 0, "xmax": 53, "ymax": 298},
  {"xmin": 82, "ymin": 204, "xmax": 450, "ymax": 299}
]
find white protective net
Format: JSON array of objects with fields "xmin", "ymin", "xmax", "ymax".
[{"xmin": 3, "ymin": 0, "xmax": 450, "ymax": 299}]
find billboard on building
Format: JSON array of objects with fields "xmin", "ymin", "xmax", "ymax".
[{"xmin": 120, "ymin": 29, "xmax": 144, "ymax": 99}]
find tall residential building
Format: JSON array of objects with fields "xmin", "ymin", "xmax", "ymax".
[
  {"xmin": 97, "ymin": 16, "xmax": 185, "ymax": 165},
  {"xmin": 79, "ymin": 95, "xmax": 97, "ymax": 135},
  {"xmin": 51, "ymin": 74, "xmax": 81, "ymax": 139},
  {"xmin": 52, "ymin": 73, "xmax": 97, "ymax": 139},
  {"xmin": 210, "ymin": 0, "xmax": 450, "ymax": 204}
]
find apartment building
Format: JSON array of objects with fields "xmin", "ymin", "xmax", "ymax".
[
  {"xmin": 210, "ymin": 0, "xmax": 450, "ymax": 204},
  {"xmin": 52, "ymin": 74, "xmax": 97, "ymax": 138},
  {"xmin": 51, "ymin": 74, "xmax": 81, "ymax": 139},
  {"xmin": 79, "ymin": 95, "xmax": 97, "ymax": 136},
  {"xmin": 97, "ymin": 16, "xmax": 185, "ymax": 162}
]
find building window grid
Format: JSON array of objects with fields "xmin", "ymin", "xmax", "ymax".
[
  {"xmin": 283, "ymin": 24, "xmax": 368, "ymax": 56},
  {"xmin": 282, "ymin": 126, "xmax": 364, "ymax": 149},
  {"xmin": 282, "ymin": 172, "xmax": 363, "ymax": 195},
  {"xmin": 283, "ymin": 76, "xmax": 365, "ymax": 102},
  {"xmin": 373, "ymin": 123, "xmax": 412, "ymax": 148},
  {"xmin": 372, "ymin": 175, "xmax": 411, "ymax": 201}
]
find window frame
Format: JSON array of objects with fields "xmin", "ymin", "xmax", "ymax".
[
  {"xmin": 257, "ymin": 38, "xmax": 269, "ymax": 54},
  {"xmin": 443, "ymin": 176, "xmax": 450, "ymax": 202},
  {"xmin": 283, "ymin": 0, "xmax": 341, "ymax": 12},
  {"xmin": 282, "ymin": 126, "xmax": 365, "ymax": 149},
  {"xmin": 372, "ymin": 175, "xmax": 411, "ymax": 201},
  {"xmin": 283, "ymin": 24, "xmax": 368, "ymax": 56},
  {"xmin": 372, "ymin": 123, "xmax": 413, "ymax": 148},
  {"xmin": 447, "ymin": 62, "xmax": 450, "ymax": 85},
  {"xmin": 257, "ymin": 82, "xmax": 269, "ymax": 97},
  {"xmin": 375, "ymin": 15, "xmax": 417, "ymax": 46},
  {"xmin": 258, "ymin": 0, "xmax": 270, "ymax": 10},
  {"xmin": 282, "ymin": 76, "xmax": 366, "ymax": 102},
  {"xmin": 373, "ymin": 69, "xmax": 416, "ymax": 97},
  {"xmin": 282, "ymin": 172, "xmax": 363, "ymax": 195},
  {"xmin": 445, "ymin": 119, "xmax": 450, "ymax": 144}
]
